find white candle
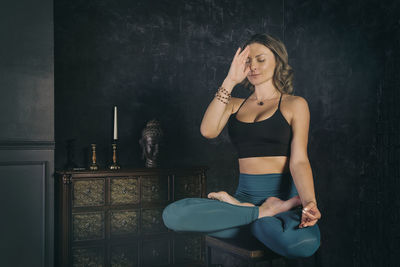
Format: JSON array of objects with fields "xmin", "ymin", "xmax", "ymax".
[{"xmin": 113, "ymin": 106, "xmax": 118, "ymax": 140}]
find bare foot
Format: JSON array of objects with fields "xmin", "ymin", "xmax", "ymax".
[
  {"xmin": 208, "ymin": 191, "xmax": 255, "ymax": 207},
  {"xmin": 258, "ymin": 195, "xmax": 301, "ymax": 218}
]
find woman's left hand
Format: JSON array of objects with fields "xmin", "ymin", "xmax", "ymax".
[{"xmin": 299, "ymin": 201, "xmax": 321, "ymax": 228}]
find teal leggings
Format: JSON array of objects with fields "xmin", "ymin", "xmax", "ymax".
[{"xmin": 162, "ymin": 173, "xmax": 321, "ymax": 259}]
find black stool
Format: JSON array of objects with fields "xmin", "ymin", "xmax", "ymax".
[{"xmin": 205, "ymin": 235, "xmax": 287, "ymax": 267}]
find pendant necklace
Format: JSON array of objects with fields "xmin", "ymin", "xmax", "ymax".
[{"xmin": 255, "ymin": 91, "xmax": 278, "ymax": 106}]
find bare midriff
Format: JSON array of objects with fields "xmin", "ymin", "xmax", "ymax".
[{"xmin": 238, "ymin": 156, "xmax": 290, "ymax": 174}]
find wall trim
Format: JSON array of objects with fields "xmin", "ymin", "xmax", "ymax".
[{"xmin": 0, "ymin": 141, "xmax": 55, "ymax": 150}]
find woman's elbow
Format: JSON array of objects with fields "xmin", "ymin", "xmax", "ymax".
[
  {"xmin": 289, "ymin": 159, "xmax": 310, "ymax": 170},
  {"xmin": 200, "ymin": 127, "xmax": 218, "ymax": 139}
]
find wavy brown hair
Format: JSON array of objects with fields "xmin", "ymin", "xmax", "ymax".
[{"xmin": 240, "ymin": 33, "xmax": 294, "ymax": 94}]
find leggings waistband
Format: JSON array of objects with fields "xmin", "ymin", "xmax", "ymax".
[{"xmin": 234, "ymin": 172, "xmax": 298, "ymax": 205}]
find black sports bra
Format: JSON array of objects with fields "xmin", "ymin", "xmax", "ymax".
[{"xmin": 227, "ymin": 92, "xmax": 292, "ymax": 158}]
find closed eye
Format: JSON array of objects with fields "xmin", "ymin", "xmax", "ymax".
[{"xmin": 246, "ymin": 59, "xmax": 265, "ymax": 63}]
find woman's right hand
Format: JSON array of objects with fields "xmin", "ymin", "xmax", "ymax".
[{"xmin": 225, "ymin": 46, "xmax": 251, "ymax": 87}]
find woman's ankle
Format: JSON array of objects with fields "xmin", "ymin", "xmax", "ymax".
[{"xmin": 258, "ymin": 205, "xmax": 273, "ymax": 218}]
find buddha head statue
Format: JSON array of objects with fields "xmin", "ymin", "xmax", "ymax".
[{"xmin": 139, "ymin": 119, "xmax": 163, "ymax": 168}]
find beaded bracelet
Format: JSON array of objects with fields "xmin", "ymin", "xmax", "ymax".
[
  {"xmin": 215, "ymin": 92, "xmax": 231, "ymax": 104},
  {"xmin": 215, "ymin": 92, "xmax": 230, "ymax": 100},
  {"xmin": 217, "ymin": 86, "xmax": 231, "ymax": 97},
  {"xmin": 214, "ymin": 86, "xmax": 231, "ymax": 104}
]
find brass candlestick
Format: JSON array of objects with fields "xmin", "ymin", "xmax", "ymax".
[
  {"xmin": 89, "ymin": 144, "xmax": 99, "ymax": 170},
  {"xmin": 108, "ymin": 142, "xmax": 120, "ymax": 170}
]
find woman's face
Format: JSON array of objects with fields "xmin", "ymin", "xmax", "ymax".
[{"xmin": 245, "ymin": 43, "xmax": 276, "ymax": 86}]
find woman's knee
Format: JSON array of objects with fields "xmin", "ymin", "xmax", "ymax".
[
  {"xmin": 162, "ymin": 198, "xmax": 202, "ymax": 231},
  {"xmin": 282, "ymin": 235, "xmax": 320, "ymax": 258},
  {"xmin": 281, "ymin": 226, "xmax": 321, "ymax": 259},
  {"xmin": 250, "ymin": 218, "xmax": 320, "ymax": 259},
  {"xmin": 162, "ymin": 200, "xmax": 187, "ymax": 231}
]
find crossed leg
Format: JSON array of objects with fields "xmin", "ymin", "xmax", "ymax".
[
  {"xmin": 204, "ymin": 208, "xmax": 321, "ymax": 258},
  {"xmin": 207, "ymin": 190, "xmax": 302, "ymax": 218},
  {"xmin": 250, "ymin": 208, "xmax": 321, "ymax": 258},
  {"xmin": 162, "ymin": 193, "xmax": 302, "ymax": 233},
  {"xmin": 191, "ymin": 192, "xmax": 320, "ymax": 258}
]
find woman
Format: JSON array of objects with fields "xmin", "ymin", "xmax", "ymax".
[{"xmin": 162, "ymin": 33, "xmax": 321, "ymax": 259}]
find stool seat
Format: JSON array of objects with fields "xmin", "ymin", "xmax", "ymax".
[{"xmin": 205, "ymin": 235, "xmax": 284, "ymax": 267}]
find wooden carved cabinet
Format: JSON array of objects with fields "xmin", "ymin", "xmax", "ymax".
[{"xmin": 56, "ymin": 167, "xmax": 207, "ymax": 267}]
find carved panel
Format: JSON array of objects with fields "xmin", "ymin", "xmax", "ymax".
[
  {"xmin": 141, "ymin": 176, "xmax": 168, "ymax": 202},
  {"xmin": 72, "ymin": 247, "xmax": 104, "ymax": 267},
  {"xmin": 110, "ymin": 210, "xmax": 139, "ymax": 236},
  {"xmin": 174, "ymin": 235, "xmax": 202, "ymax": 263},
  {"xmin": 110, "ymin": 178, "xmax": 139, "ymax": 205},
  {"xmin": 72, "ymin": 212, "xmax": 105, "ymax": 241},
  {"xmin": 174, "ymin": 174, "xmax": 201, "ymax": 200},
  {"xmin": 110, "ymin": 243, "xmax": 138, "ymax": 267},
  {"xmin": 72, "ymin": 179, "xmax": 105, "ymax": 207},
  {"xmin": 141, "ymin": 208, "xmax": 167, "ymax": 233},
  {"xmin": 142, "ymin": 239, "xmax": 170, "ymax": 266}
]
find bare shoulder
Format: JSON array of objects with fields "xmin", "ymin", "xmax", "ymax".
[
  {"xmin": 282, "ymin": 94, "xmax": 309, "ymax": 112},
  {"xmin": 281, "ymin": 94, "xmax": 310, "ymax": 124}
]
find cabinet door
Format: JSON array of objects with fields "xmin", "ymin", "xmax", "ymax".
[
  {"xmin": 72, "ymin": 246, "xmax": 105, "ymax": 267},
  {"xmin": 110, "ymin": 177, "xmax": 139, "ymax": 205},
  {"xmin": 142, "ymin": 238, "xmax": 170, "ymax": 266},
  {"xmin": 72, "ymin": 179, "xmax": 105, "ymax": 207},
  {"xmin": 141, "ymin": 176, "xmax": 169, "ymax": 203},
  {"xmin": 110, "ymin": 209, "xmax": 139, "ymax": 237},
  {"xmin": 110, "ymin": 242, "xmax": 138, "ymax": 267},
  {"xmin": 141, "ymin": 207, "xmax": 168, "ymax": 233},
  {"xmin": 174, "ymin": 234, "xmax": 203, "ymax": 264},
  {"xmin": 174, "ymin": 174, "xmax": 202, "ymax": 200},
  {"xmin": 72, "ymin": 212, "xmax": 105, "ymax": 241}
]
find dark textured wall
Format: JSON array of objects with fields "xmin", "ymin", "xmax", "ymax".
[
  {"xmin": 0, "ymin": 1, "xmax": 54, "ymax": 141},
  {"xmin": 55, "ymin": 0, "xmax": 284, "ymax": 194},
  {"xmin": 354, "ymin": 1, "xmax": 400, "ymax": 265},
  {"xmin": 285, "ymin": 0, "xmax": 399, "ymax": 266}
]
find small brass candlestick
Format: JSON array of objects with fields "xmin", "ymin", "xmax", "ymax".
[
  {"xmin": 89, "ymin": 144, "xmax": 99, "ymax": 171},
  {"xmin": 108, "ymin": 142, "xmax": 120, "ymax": 170}
]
